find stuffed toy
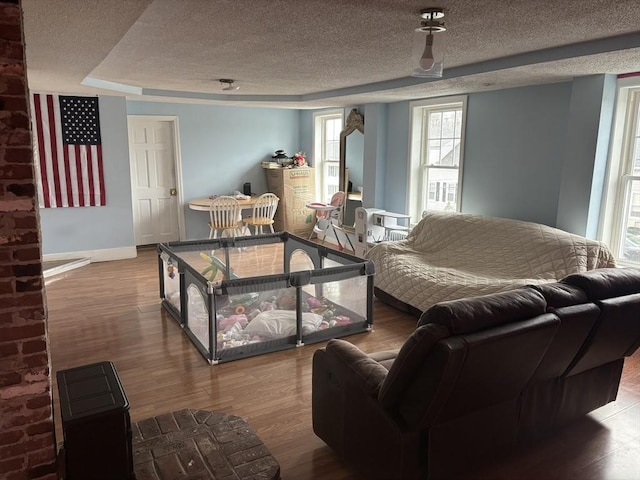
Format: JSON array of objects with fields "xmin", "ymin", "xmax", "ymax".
[{"xmin": 218, "ymin": 314, "xmax": 248, "ymax": 331}]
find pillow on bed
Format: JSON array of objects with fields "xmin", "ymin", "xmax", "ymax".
[{"xmin": 244, "ymin": 310, "xmax": 323, "ymax": 338}]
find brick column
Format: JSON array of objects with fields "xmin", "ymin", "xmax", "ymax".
[{"xmin": 0, "ymin": 1, "xmax": 58, "ymax": 479}]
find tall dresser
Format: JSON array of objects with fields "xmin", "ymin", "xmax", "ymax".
[{"xmin": 263, "ymin": 166, "xmax": 316, "ymax": 237}]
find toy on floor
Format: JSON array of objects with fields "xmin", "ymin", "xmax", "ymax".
[
  {"xmin": 199, "ymin": 252, "xmax": 219, "ymax": 282},
  {"xmin": 214, "ymin": 288, "xmax": 356, "ymax": 350},
  {"xmin": 199, "ymin": 251, "xmax": 239, "ymax": 282},
  {"xmin": 159, "ymin": 289, "xmax": 358, "ymax": 351}
]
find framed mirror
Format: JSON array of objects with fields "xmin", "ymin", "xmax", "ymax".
[{"xmin": 339, "ymin": 108, "xmax": 364, "ymax": 227}]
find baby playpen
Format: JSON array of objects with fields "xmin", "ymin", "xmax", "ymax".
[{"xmin": 158, "ymin": 232, "xmax": 374, "ymax": 364}]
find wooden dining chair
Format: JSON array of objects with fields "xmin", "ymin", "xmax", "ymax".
[
  {"xmin": 243, "ymin": 193, "xmax": 279, "ymax": 235},
  {"xmin": 208, "ymin": 196, "xmax": 242, "ymax": 239}
]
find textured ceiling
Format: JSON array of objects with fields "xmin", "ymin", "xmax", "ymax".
[{"xmin": 21, "ymin": 0, "xmax": 640, "ymax": 108}]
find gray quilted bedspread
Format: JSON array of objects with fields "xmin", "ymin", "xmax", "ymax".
[{"xmin": 365, "ymin": 212, "xmax": 616, "ymax": 313}]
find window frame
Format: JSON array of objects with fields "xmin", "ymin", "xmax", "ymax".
[
  {"xmin": 600, "ymin": 77, "xmax": 640, "ymax": 265},
  {"xmin": 407, "ymin": 96, "xmax": 468, "ymax": 223},
  {"xmin": 313, "ymin": 109, "xmax": 343, "ymax": 202}
]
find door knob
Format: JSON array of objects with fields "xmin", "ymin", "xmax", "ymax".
[{"xmin": 170, "ymin": 188, "xmax": 177, "ymax": 196}]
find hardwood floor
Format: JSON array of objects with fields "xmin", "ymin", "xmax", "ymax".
[{"xmin": 44, "ymin": 246, "xmax": 640, "ymax": 479}]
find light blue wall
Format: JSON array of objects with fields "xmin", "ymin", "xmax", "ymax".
[
  {"xmin": 42, "ymin": 77, "xmax": 616, "ymax": 256},
  {"xmin": 461, "ymin": 83, "xmax": 572, "ymax": 226},
  {"xmin": 342, "ymin": 83, "xmax": 574, "ymax": 227},
  {"xmin": 362, "ymin": 103, "xmax": 388, "ymax": 209},
  {"xmin": 126, "ymin": 101, "xmax": 301, "ymax": 239},
  {"xmin": 41, "ymin": 99, "xmax": 302, "ymax": 255},
  {"xmin": 303, "ymin": 83, "xmax": 576, "ymax": 229},
  {"xmin": 586, "ymin": 74, "xmax": 617, "ymax": 238},
  {"xmin": 39, "ymin": 96, "xmax": 135, "ymax": 255},
  {"xmin": 300, "ymin": 110, "xmax": 314, "ymax": 166},
  {"xmin": 556, "ymin": 74, "xmax": 617, "ymax": 237},
  {"xmin": 384, "ymin": 101, "xmax": 410, "ymax": 213}
]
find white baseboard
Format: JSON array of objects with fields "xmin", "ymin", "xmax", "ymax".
[
  {"xmin": 43, "ymin": 258, "xmax": 91, "ymax": 278},
  {"xmin": 43, "ymin": 246, "xmax": 137, "ymax": 263}
]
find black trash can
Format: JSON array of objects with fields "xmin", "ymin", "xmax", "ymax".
[{"xmin": 57, "ymin": 361, "xmax": 134, "ymax": 479}]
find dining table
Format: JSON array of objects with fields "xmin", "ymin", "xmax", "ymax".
[{"xmin": 188, "ymin": 195, "xmax": 258, "ymax": 212}]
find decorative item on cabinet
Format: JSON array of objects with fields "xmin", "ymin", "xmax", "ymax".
[
  {"xmin": 291, "ymin": 151, "xmax": 308, "ymax": 167},
  {"xmin": 272, "ymin": 149, "xmax": 293, "ymax": 167},
  {"xmin": 272, "ymin": 149, "xmax": 288, "ymax": 162}
]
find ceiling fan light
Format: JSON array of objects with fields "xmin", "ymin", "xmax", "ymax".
[
  {"xmin": 411, "ymin": 8, "xmax": 446, "ymax": 78},
  {"xmin": 420, "ymin": 33, "xmax": 436, "ymax": 70}
]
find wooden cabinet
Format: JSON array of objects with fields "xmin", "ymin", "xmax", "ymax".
[{"xmin": 263, "ymin": 167, "xmax": 316, "ymax": 237}]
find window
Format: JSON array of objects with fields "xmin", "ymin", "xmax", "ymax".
[
  {"xmin": 632, "ymin": 193, "xmax": 640, "ymax": 218},
  {"xmin": 602, "ymin": 78, "xmax": 640, "ymax": 265},
  {"xmin": 408, "ymin": 96, "xmax": 467, "ymax": 222},
  {"xmin": 428, "ymin": 182, "xmax": 436, "ymax": 200},
  {"xmin": 313, "ymin": 110, "xmax": 343, "ymax": 202}
]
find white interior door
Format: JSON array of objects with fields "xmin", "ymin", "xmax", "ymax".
[{"xmin": 128, "ymin": 118, "xmax": 181, "ymax": 245}]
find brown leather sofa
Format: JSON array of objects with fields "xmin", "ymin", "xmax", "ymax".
[{"xmin": 312, "ymin": 268, "xmax": 640, "ymax": 479}]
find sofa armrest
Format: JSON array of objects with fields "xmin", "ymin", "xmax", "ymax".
[{"xmin": 324, "ymin": 338, "xmax": 390, "ymax": 397}]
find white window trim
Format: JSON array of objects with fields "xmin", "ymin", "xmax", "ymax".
[
  {"xmin": 313, "ymin": 108, "xmax": 343, "ymax": 201},
  {"xmin": 407, "ymin": 95, "xmax": 468, "ymax": 223},
  {"xmin": 600, "ymin": 76, "xmax": 640, "ymax": 264}
]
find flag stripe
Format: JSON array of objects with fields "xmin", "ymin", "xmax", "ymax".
[
  {"xmin": 69, "ymin": 147, "xmax": 79, "ymax": 204},
  {"xmin": 73, "ymin": 145, "xmax": 85, "ymax": 207},
  {"xmin": 86, "ymin": 146, "xmax": 95, "ymax": 206},
  {"xmin": 51, "ymin": 99, "xmax": 70, "ymax": 207},
  {"xmin": 31, "ymin": 93, "xmax": 106, "ymax": 208},
  {"xmin": 33, "ymin": 94, "xmax": 51, "ymax": 208},
  {"xmin": 46, "ymin": 95, "xmax": 63, "ymax": 208},
  {"xmin": 63, "ymin": 145, "xmax": 73, "ymax": 207},
  {"xmin": 97, "ymin": 146, "xmax": 105, "ymax": 203},
  {"xmin": 41, "ymin": 95, "xmax": 56, "ymax": 207}
]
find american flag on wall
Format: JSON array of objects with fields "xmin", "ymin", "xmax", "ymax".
[{"xmin": 31, "ymin": 93, "xmax": 106, "ymax": 208}]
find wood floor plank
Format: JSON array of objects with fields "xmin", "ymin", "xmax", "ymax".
[{"xmin": 44, "ymin": 246, "xmax": 640, "ymax": 479}]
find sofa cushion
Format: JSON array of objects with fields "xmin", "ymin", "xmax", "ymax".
[
  {"xmin": 563, "ymin": 267, "xmax": 640, "ymax": 300},
  {"xmin": 325, "ymin": 339, "xmax": 390, "ymax": 397},
  {"xmin": 418, "ymin": 288, "xmax": 547, "ymax": 335},
  {"xmin": 406, "ymin": 313, "xmax": 559, "ymax": 426},
  {"xmin": 369, "ymin": 350, "xmax": 399, "ymax": 371},
  {"xmin": 529, "ymin": 282, "xmax": 587, "ymax": 308},
  {"xmin": 378, "ymin": 323, "xmax": 450, "ymax": 409}
]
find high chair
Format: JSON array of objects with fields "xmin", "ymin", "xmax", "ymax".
[{"xmin": 307, "ymin": 191, "xmax": 346, "ymax": 244}]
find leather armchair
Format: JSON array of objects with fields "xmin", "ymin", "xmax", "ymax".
[{"xmin": 313, "ymin": 288, "xmax": 559, "ymax": 479}]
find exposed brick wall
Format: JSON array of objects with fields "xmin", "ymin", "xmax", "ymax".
[{"xmin": 0, "ymin": 1, "xmax": 58, "ymax": 479}]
